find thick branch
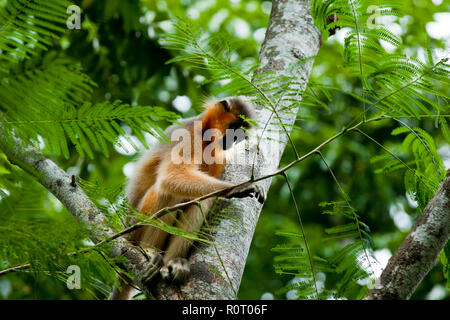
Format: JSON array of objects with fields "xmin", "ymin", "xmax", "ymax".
[
  {"xmin": 153, "ymin": 0, "xmax": 321, "ymax": 299},
  {"xmin": 0, "ymin": 131, "xmax": 153, "ymax": 297},
  {"xmin": 365, "ymin": 172, "xmax": 450, "ymax": 300}
]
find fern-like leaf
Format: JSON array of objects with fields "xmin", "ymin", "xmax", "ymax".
[{"xmin": 0, "ymin": 0, "xmax": 72, "ymax": 72}]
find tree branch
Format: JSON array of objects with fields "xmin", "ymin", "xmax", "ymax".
[
  {"xmin": 364, "ymin": 171, "xmax": 450, "ymax": 300},
  {"xmin": 0, "ymin": 264, "xmax": 30, "ymax": 277},
  {"xmin": 0, "ymin": 130, "xmax": 155, "ymax": 297}
]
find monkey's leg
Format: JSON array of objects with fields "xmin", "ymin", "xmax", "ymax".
[
  {"xmin": 110, "ymin": 275, "xmax": 137, "ymax": 300},
  {"xmin": 160, "ymin": 199, "xmax": 214, "ymax": 282},
  {"xmin": 136, "ymin": 188, "xmax": 179, "ymax": 284},
  {"xmin": 111, "ymin": 189, "xmax": 176, "ymax": 299},
  {"xmin": 109, "ymin": 248, "xmax": 164, "ymax": 300},
  {"xmin": 136, "ymin": 188, "xmax": 178, "ymax": 250}
]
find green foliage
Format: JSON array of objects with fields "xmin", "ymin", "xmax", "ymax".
[
  {"xmin": 0, "ymin": 55, "xmax": 179, "ymax": 158},
  {"xmin": 392, "ymin": 125, "xmax": 445, "ymax": 210},
  {"xmin": 312, "ymin": 0, "xmax": 449, "ymax": 118},
  {"xmin": 319, "ymin": 201, "xmax": 373, "ymax": 299},
  {"xmin": 0, "ymin": 0, "xmax": 448, "ymax": 300},
  {"xmin": 162, "ymin": 18, "xmax": 261, "ymax": 100},
  {"xmin": 271, "ymin": 230, "xmax": 320, "ymax": 299},
  {"xmin": 442, "ymin": 244, "xmax": 450, "ymax": 288},
  {"xmin": 267, "ymin": 0, "xmax": 450, "ymax": 299},
  {"xmin": 0, "ymin": 0, "xmax": 179, "ymax": 298},
  {"xmin": 0, "ymin": 0, "xmax": 72, "ymax": 71},
  {"xmin": 0, "ymin": 0, "xmax": 179, "ymax": 160},
  {"xmin": 0, "ymin": 213, "xmax": 121, "ymax": 298},
  {"xmin": 271, "ymin": 199, "xmax": 374, "ymax": 300},
  {"xmin": 248, "ymin": 0, "xmax": 448, "ymax": 300}
]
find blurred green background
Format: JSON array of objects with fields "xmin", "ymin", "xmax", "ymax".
[{"xmin": 0, "ymin": 0, "xmax": 448, "ymax": 300}]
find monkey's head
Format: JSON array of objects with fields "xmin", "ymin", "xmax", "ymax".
[{"xmin": 202, "ymin": 97, "xmax": 256, "ymax": 150}]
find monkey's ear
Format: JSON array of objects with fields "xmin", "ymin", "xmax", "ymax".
[{"xmin": 219, "ymin": 99, "xmax": 230, "ymax": 112}]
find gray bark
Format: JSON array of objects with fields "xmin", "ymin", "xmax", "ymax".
[
  {"xmin": 154, "ymin": 0, "xmax": 321, "ymax": 299},
  {"xmin": 364, "ymin": 171, "xmax": 450, "ymax": 300}
]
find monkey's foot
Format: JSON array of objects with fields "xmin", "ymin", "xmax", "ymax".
[
  {"xmin": 142, "ymin": 251, "xmax": 163, "ymax": 285},
  {"xmin": 226, "ymin": 183, "xmax": 266, "ymax": 204},
  {"xmin": 160, "ymin": 258, "xmax": 190, "ymax": 283}
]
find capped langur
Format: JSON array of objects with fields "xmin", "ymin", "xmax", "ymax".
[{"xmin": 111, "ymin": 97, "xmax": 265, "ymax": 299}]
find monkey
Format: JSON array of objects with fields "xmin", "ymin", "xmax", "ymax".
[{"xmin": 111, "ymin": 97, "xmax": 265, "ymax": 300}]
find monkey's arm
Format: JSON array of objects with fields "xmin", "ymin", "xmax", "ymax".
[
  {"xmin": 160, "ymin": 163, "xmax": 233, "ymax": 199},
  {"xmin": 159, "ymin": 163, "xmax": 266, "ymax": 203}
]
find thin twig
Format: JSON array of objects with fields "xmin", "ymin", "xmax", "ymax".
[
  {"xmin": 282, "ymin": 172, "xmax": 319, "ymax": 299},
  {"xmin": 0, "ymin": 264, "xmax": 30, "ymax": 276},
  {"xmin": 316, "ymin": 151, "xmax": 376, "ymax": 278}
]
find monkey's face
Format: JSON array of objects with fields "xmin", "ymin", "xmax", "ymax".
[
  {"xmin": 221, "ymin": 118, "xmax": 248, "ymax": 150},
  {"xmin": 217, "ymin": 98, "xmax": 254, "ymax": 150},
  {"xmin": 201, "ymin": 98, "xmax": 255, "ymax": 151}
]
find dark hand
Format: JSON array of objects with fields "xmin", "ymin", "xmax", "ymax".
[{"xmin": 225, "ymin": 183, "xmax": 266, "ymax": 204}]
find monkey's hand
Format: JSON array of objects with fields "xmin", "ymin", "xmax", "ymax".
[
  {"xmin": 225, "ymin": 183, "xmax": 266, "ymax": 204},
  {"xmin": 160, "ymin": 258, "xmax": 190, "ymax": 283},
  {"xmin": 141, "ymin": 250, "xmax": 164, "ymax": 286}
]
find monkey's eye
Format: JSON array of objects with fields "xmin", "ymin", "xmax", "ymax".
[{"xmin": 227, "ymin": 120, "xmax": 243, "ymax": 130}]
